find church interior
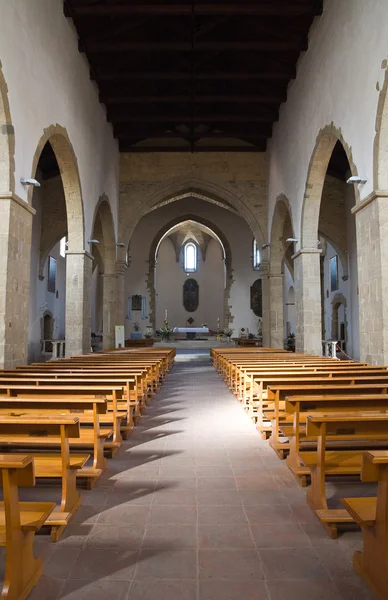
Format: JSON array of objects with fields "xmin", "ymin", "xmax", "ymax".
[{"xmin": 0, "ymin": 1, "xmax": 388, "ymax": 599}]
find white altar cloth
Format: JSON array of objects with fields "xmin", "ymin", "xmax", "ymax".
[{"xmin": 173, "ymin": 327, "xmax": 209, "ymax": 333}]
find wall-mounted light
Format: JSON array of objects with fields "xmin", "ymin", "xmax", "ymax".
[
  {"xmin": 116, "ymin": 242, "xmax": 126, "ymax": 247},
  {"xmin": 346, "ymin": 175, "xmax": 367, "ymax": 184},
  {"xmin": 88, "ymin": 239, "xmax": 100, "ymax": 244},
  {"xmin": 20, "ymin": 177, "xmax": 40, "ymax": 187},
  {"xmin": 286, "ymin": 238, "xmax": 298, "ymax": 243},
  {"xmin": 261, "ymin": 243, "xmax": 270, "ymax": 249}
]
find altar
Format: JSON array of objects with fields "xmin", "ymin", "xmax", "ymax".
[{"xmin": 173, "ymin": 327, "xmax": 209, "ymax": 340}]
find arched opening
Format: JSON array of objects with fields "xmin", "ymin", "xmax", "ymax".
[
  {"xmin": 28, "ymin": 127, "xmax": 86, "ymax": 360},
  {"xmin": 269, "ymin": 196, "xmax": 295, "ymax": 348},
  {"xmin": 331, "ymin": 293, "xmax": 347, "ymax": 351},
  {"xmin": 90, "ymin": 197, "xmax": 117, "ymax": 349},
  {"xmin": 0, "ymin": 61, "xmax": 14, "ymax": 192},
  {"xmin": 301, "ymin": 129, "xmax": 360, "ymax": 358}
]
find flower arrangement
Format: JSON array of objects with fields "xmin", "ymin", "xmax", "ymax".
[
  {"xmin": 223, "ymin": 328, "xmax": 234, "ymax": 338},
  {"xmin": 133, "ymin": 321, "xmax": 140, "ymax": 332},
  {"xmin": 159, "ymin": 318, "xmax": 173, "ymax": 341}
]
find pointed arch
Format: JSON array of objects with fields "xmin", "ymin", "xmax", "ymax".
[
  {"xmin": 30, "ymin": 125, "xmax": 85, "ymax": 251},
  {"xmin": 91, "ymin": 194, "xmax": 116, "ymax": 274},
  {"xmin": 301, "ymin": 125, "xmax": 358, "ymax": 248},
  {"xmin": 0, "ymin": 61, "xmax": 15, "ymax": 192},
  {"xmin": 374, "ymin": 67, "xmax": 388, "ymax": 189},
  {"xmin": 269, "ymin": 195, "xmax": 295, "ymax": 274}
]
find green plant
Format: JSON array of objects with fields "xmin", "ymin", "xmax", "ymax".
[
  {"xmin": 144, "ymin": 330, "xmax": 153, "ymax": 339},
  {"xmin": 133, "ymin": 321, "xmax": 140, "ymax": 332},
  {"xmin": 223, "ymin": 328, "xmax": 234, "ymax": 338},
  {"xmin": 159, "ymin": 322, "xmax": 173, "ymax": 341},
  {"xmin": 248, "ymin": 333, "xmax": 255, "ymax": 339}
]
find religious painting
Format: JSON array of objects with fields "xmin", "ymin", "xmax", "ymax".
[
  {"xmin": 250, "ymin": 279, "xmax": 263, "ymax": 318},
  {"xmin": 48, "ymin": 256, "xmax": 56, "ymax": 293},
  {"xmin": 131, "ymin": 294, "xmax": 142, "ymax": 311},
  {"xmin": 330, "ymin": 256, "xmax": 338, "ymax": 291},
  {"xmin": 183, "ymin": 278, "xmax": 199, "ymax": 312}
]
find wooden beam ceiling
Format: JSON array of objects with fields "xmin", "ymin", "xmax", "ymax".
[{"xmin": 64, "ymin": 0, "xmax": 322, "ymax": 153}]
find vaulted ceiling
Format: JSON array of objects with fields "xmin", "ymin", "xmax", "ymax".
[{"xmin": 64, "ymin": 1, "xmax": 322, "ymax": 153}]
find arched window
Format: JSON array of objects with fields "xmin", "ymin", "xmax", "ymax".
[
  {"xmin": 184, "ymin": 242, "xmax": 197, "ymax": 272},
  {"xmin": 253, "ymin": 239, "xmax": 260, "ymax": 270}
]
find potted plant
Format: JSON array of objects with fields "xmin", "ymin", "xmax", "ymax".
[
  {"xmin": 130, "ymin": 321, "xmax": 142, "ymax": 340},
  {"xmin": 223, "ymin": 328, "xmax": 234, "ymax": 343},
  {"xmin": 285, "ymin": 332, "xmax": 295, "ymax": 352},
  {"xmin": 159, "ymin": 321, "xmax": 173, "ymax": 342}
]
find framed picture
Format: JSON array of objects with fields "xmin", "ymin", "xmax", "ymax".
[
  {"xmin": 48, "ymin": 256, "xmax": 56, "ymax": 293},
  {"xmin": 330, "ymin": 255, "xmax": 338, "ymax": 291}
]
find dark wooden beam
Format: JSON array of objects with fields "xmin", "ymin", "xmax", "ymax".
[
  {"xmin": 69, "ymin": 3, "xmax": 323, "ymax": 17},
  {"xmin": 93, "ymin": 70, "xmax": 295, "ymax": 82},
  {"xmin": 116, "ymin": 132, "xmax": 268, "ymax": 140},
  {"xmin": 81, "ymin": 41, "xmax": 303, "ymax": 53},
  {"xmin": 111, "ymin": 115, "xmax": 272, "ymax": 123},
  {"xmin": 119, "ymin": 145, "xmax": 266, "ymax": 153},
  {"xmin": 103, "ymin": 94, "xmax": 284, "ymax": 104}
]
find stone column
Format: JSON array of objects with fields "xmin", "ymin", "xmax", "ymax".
[
  {"xmin": 116, "ymin": 261, "xmax": 128, "ymax": 327},
  {"xmin": 353, "ymin": 191, "xmax": 388, "ymax": 364},
  {"xmin": 269, "ymin": 273, "xmax": 284, "ymax": 348},
  {"xmin": 102, "ymin": 273, "xmax": 117, "ymax": 350},
  {"xmin": 0, "ymin": 193, "xmax": 35, "ymax": 368},
  {"xmin": 261, "ymin": 270, "xmax": 270, "ymax": 347},
  {"xmin": 65, "ymin": 250, "xmax": 93, "ymax": 357},
  {"xmin": 293, "ymin": 248, "xmax": 322, "ymax": 355}
]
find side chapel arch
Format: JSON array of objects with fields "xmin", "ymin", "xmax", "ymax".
[{"xmin": 147, "ymin": 214, "xmax": 233, "ymax": 330}]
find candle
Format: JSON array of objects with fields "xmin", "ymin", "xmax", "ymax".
[{"xmin": 165, "ymin": 309, "xmax": 168, "ymax": 320}]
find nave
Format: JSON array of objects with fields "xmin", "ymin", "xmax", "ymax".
[{"xmin": 27, "ymin": 350, "xmax": 373, "ymax": 600}]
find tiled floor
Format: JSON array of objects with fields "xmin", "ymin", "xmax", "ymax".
[{"xmin": 27, "ymin": 350, "xmax": 375, "ymax": 599}]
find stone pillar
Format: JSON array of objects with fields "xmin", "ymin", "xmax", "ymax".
[
  {"xmin": 353, "ymin": 191, "xmax": 388, "ymax": 364},
  {"xmin": 0, "ymin": 193, "xmax": 35, "ymax": 368},
  {"xmin": 269, "ymin": 273, "xmax": 284, "ymax": 348},
  {"xmin": 261, "ymin": 271, "xmax": 270, "ymax": 347},
  {"xmin": 293, "ymin": 248, "xmax": 322, "ymax": 355},
  {"xmin": 65, "ymin": 250, "xmax": 93, "ymax": 357},
  {"xmin": 116, "ymin": 261, "xmax": 128, "ymax": 327},
  {"xmin": 102, "ymin": 273, "xmax": 117, "ymax": 350}
]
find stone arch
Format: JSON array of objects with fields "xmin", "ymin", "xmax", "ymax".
[
  {"xmin": 91, "ymin": 194, "xmax": 116, "ymax": 274},
  {"xmin": 147, "ymin": 214, "xmax": 233, "ymax": 330},
  {"xmin": 331, "ymin": 292, "xmax": 347, "ymax": 341},
  {"xmin": 41, "ymin": 310, "xmax": 54, "ymax": 354},
  {"xmin": 121, "ymin": 178, "xmax": 265, "ymax": 250},
  {"xmin": 29, "ymin": 125, "xmax": 85, "ymax": 251},
  {"xmin": 269, "ymin": 195, "xmax": 295, "ymax": 274},
  {"xmin": 301, "ymin": 125, "xmax": 359, "ymax": 248},
  {"xmin": 0, "ymin": 61, "xmax": 15, "ymax": 193},
  {"xmin": 374, "ymin": 66, "xmax": 388, "ymax": 189}
]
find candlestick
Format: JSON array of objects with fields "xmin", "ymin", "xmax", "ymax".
[{"xmin": 165, "ymin": 309, "xmax": 168, "ymax": 320}]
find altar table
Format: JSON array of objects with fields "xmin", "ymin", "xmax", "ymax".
[{"xmin": 173, "ymin": 327, "xmax": 209, "ymax": 340}]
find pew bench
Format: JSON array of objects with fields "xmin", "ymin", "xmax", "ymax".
[
  {"xmin": 0, "ymin": 397, "xmax": 109, "ymax": 487},
  {"xmin": 342, "ymin": 450, "xmax": 388, "ymax": 600},
  {"xmin": 292, "ymin": 413, "xmax": 388, "ymax": 538},
  {"xmin": 0, "ymin": 416, "xmax": 89, "ymax": 541},
  {"xmin": 0, "ymin": 455, "xmax": 55, "ymax": 600}
]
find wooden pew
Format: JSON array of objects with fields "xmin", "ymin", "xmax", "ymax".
[
  {"xmin": 0, "ymin": 397, "xmax": 108, "ymax": 487},
  {"xmin": 0, "ymin": 416, "xmax": 88, "ymax": 541},
  {"xmin": 0, "ymin": 455, "xmax": 55, "ymax": 600},
  {"xmin": 266, "ymin": 383, "xmax": 388, "ymax": 458},
  {"xmin": 295, "ymin": 413, "xmax": 388, "ymax": 537},
  {"xmin": 343, "ymin": 450, "xmax": 388, "ymax": 600}
]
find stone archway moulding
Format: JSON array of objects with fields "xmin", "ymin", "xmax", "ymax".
[
  {"xmin": 29, "ymin": 124, "xmax": 85, "ymax": 252},
  {"xmin": 146, "ymin": 213, "xmax": 233, "ymax": 330},
  {"xmin": 374, "ymin": 65, "xmax": 388, "ymax": 190},
  {"xmin": 91, "ymin": 194, "xmax": 117, "ymax": 274},
  {"xmin": 301, "ymin": 124, "xmax": 359, "ymax": 249},
  {"xmin": 0, "ymin": 61, "xmax": 15, "ymax": 194},
  {"xmin": 331, "ymin": 292, "xmax": 347, "ymax": 341},
  {"xmin": 269, "ymin": 194, "xmax": 295, "ymax": 275},
  {"xmin": 120, "ymin": 178, "xmax": 266, "ymax": 251}
]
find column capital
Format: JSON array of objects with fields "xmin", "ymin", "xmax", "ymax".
[
  {"xmin": 116, "ymin": 261, "xmax": 128, "ymax": 276},
  {"xmin": 65, "ymin": 250, "xmax": 94, "ymax": 261},
  {"xmin": 0, "ymin": 191, "xmax": 36, "ymax": 215},
  {"xmin": 351, "ymin": 189, "xmax": 388, "ymax": 215},
  {"xmin": 292, "ymin": 248, "xmax": 322, "ymax": 260}
]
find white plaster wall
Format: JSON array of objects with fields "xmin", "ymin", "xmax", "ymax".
[
  {"xmin": 28, "ymin": 188, "xmax": 66, "ymax": 362},
  {"xmin": 268, "ymin": 0, "xmax": 388, "ymax": 242},
  {"xmin": 154, "ymin": 237, "xmax": 224, "ymax": 330},
  {"xmin": 0, "ymin": 0, "xmax": 119, "ymax": 240},
  {"xmin": 124, "ymin": 197, "xmax": 263, "ymax": 338}
]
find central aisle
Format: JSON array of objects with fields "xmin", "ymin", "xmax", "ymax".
[{"xmin": 33, "ymin": 350, "xmax": 372, "ymax": 600}]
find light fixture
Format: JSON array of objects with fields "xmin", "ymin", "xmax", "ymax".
[
  {"xmin": 20, "ymin": 177, "xmax": 40, "ymax": 187},
  {"xmin": 261, "ymin": 243, "xmax": 270, "ymax": 249},
  {"xmin": 286, "ymin": 238, "xmax": 298, "ymax": 243},
  {"xmin": 116, "ymin": 242, "xmax": 126, "ymax": 247},
  {"xmin": 88, "ymin": 239, "xmax": 100, "ymax": 244},
  {"xmin": 346, "ymin": 175, "xmax": 367, "ymax": 184}
]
